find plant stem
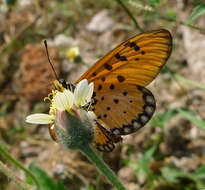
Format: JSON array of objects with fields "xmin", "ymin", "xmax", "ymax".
[
  {"xmin": 116, "ymin": 0, "xmax": 205, "ymax": 33},
  {"xmin": 157, "ymin": 14, "xmax": 205, "ymax": 33},
  {"xmin": 0, "ymin": 160, "xmax": 34, "ymax": 190},
  {"xmin": 0, "ymin": 142, "xmax": 41, "ymax": 190},
  {"xmin": 174, "ymin": 74, "xmax": 205, "ymax": 90},
  {"xmin": 115, "ymin": 0, "xmax": 143, "ymax": 32},
  {"xmin": 80, "ymin": 144, "xmax": 127, "ymax": 190}
]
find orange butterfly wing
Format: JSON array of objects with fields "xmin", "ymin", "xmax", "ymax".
[
  {"xmin": 91, "ymin": 83, "xmax": 155, "ymax": 135},
  {"xmin": 77, "ymin": 29, "xmax": 172, "ymax": 86},
  {"xmin": 76, "ymin": 29, "xmax": 172, "ymax": 152},
  {"xmin": 94, "ymin": 121, "xmax": 122, "ymax": 152}
]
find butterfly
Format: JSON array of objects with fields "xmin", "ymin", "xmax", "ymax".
[{"xmin": 50, "ymin": 29, "xmax": 172, "ymax": 152}]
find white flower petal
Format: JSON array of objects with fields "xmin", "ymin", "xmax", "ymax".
[
  {"xmin": 74, "ymin": 79, "xmax": 94, "ymax": 107},
  {"xmin": 74, "ymin": 79, "xmax": 88, "ymax": 106},
  {"xmin": 54, "ymin": 89, "xmax": 74, "ymax": 111},
  {"xmin": 84, "ymin": 82, "xmax": 94, "ymax": 103},
  {"xmin": 26, "ymin": 114, "xmax": 54, "ymax": 124}
]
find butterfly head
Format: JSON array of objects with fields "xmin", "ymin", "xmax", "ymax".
[{"xmin": 56, "ymin": 79, "xmax": 76, "ymax": 92}]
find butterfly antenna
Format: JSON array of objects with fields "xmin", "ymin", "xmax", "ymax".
[{"xmin": 44, "ymin": 40, "xmax": 59, "ymax": 81}]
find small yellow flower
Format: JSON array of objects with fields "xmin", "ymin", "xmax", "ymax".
[{"xmin": 66, "ymin": 47, "xmax": 79, "ymax": 61}]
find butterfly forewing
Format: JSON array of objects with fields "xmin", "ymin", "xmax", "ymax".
[{"xmin": 77, "ymin": 29, "xmax": 172, "ymax": 87}]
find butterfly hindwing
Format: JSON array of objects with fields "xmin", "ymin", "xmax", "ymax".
[
  {"xmin": 94, "ymin": 121, "xmax": 122, "ymax": 152},
  {"xmin": 91, "ymin": 83, "xmax": 155, "ymax": 136},
  {"xmin": 77, "ymin": 29, "xmax": 172, "ymax": 87}
]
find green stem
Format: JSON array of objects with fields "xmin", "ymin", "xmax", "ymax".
[
  {"xmin": 116, "ymin": 0, "xmax": 205, "ymax": 33},
  {"xmin": 115, "ymin": 0, "xmax": 143, "ymax": 32},
  {"xmin": 80, "ymin": 144, "xmax": 127, "ymax": 190},
  {"xmin": 164, "ymin": 66, "xmax": 204, "ymax": 120},
  {"xmin": 0, "ymin": 143, "xmax": 41, "ymax": 190},
  {"xmin": 57, "ymin": 111, "xmax": 126, "ymax": 189},
  {"xmin": 165, "ymin": 66, "xmax": 205, "ymax": 90},
  {"xmin": 174, "ymin": 74, "xmax": 205, "ymax": 90},
  {"xmin": 0, "ymin": 160, "xmax": 34, "ymax": 190},
  {"xmin": 157, "ymin": 14, "xmax": 205, "ymax": 33}
]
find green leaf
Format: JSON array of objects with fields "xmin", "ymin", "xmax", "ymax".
[
  {"xmin": 134, "ymin": 146, "xmax": 157, "ymax": 183},
  {"xmin": 146, "ymin": 0, "xmax": 161, "ymax": 8},
  {"xmin": 161, "ymin": 167, "xmax": 181, "ymax": 183},
  {"xmin": 174, "ymin": 74, "xmax": 205, "ymax": 90},
  {"xmin": 161, "ymin": 165, "xmax": 205, "ymax": 189},
  {"xmin": 194, "ymin": 166, "xmax": 205, "ymax": 179},
  {"xmin": 150, "ymin": 108, "xmax": 178, "ymax": 128},
  {"xmin": 28, "ymin": 162, "xmax": 66, "ymax": 190},
  {"xmin": 6, "ymin": 0, "xmax": 17, "ymax": 6},
  {"xmin": 177, "ymin": 108, "xmax": 205, "ymax": 130},
  {"xmin": 166, "ymin": 9, "xmax": 176, "ymax": 20},
  {"xmin": 187, "ymin": 3, "xmax": 205, "ymax": 23},
  {"xmin": 56, "ymin": 181, "xmax": 67, "ymax": 190}
]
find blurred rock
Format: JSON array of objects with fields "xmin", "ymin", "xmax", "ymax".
[
  {"xmin": 182, "ymin": 24, "xmax": 205, "ymax": 83},
  {"xmin": 61, "ymin": 60, "xmax": 75, "ymax": 73},
  {"xmin": 87, "ymin": 10, "xmax": 114, "ymax": 33},
  {"xmin": 171, "ymin": 156, "xmax": 199, "ymax": 172},
  {"xmin": 18, "ymin": 0, "xmax": 32, "ymax": 7},
  {"xmin": 20, "ymin": 44, "xmax": 59, "ymax": 102},
  {"xmin": 52, "ymin": 34, "xmax": 78, "ymax": 47},
  {"xmin": 54, "ymin": 162, "xmax": 67, "ymax": 180},
  {"xmin": 19, "ymin": 141, "xmax": 38, "ymax": 159},
  {"xmin": 125, "ymin": 183, "xmax": 140, "ymax": 190},
  {"xmin": 118, "ymin": 166, "xmax": 135, "ymax": 183}
]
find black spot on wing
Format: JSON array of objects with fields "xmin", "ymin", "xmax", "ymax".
[
  {"xmin": 107, "ymin": 107, "xmax": 111, "ymax": 110},
  {"xmin": 110, "ymin": 84, "xmax": 115, "ymax": 90},
  {"xmin": 98, "ymin": 84, "xmax": 102, "ymax": 91},
  {"xmin": 115, "ymin": 53, "xmax": 127, "ymax": 61},
  {"xmin": 113, "ymin": 99, "xmax": 119, "ymax": 104},
  {"xmin": 117, "ymin": 75, "xmax": 125, "ymax": 82},
  {"xmin": 104, "ymin": 63, "xmax": 112, "ymax": 70},
  {"xmin": 123, "ymin": 91, "xmax": 127, "ymax": 96},
  {"xmin": 101, "ymin": 76, "xmax": 105, "ymax": 82},
  {"xmin": 92, "ymin": 72, "xmax": 97, "ymax": 76}
]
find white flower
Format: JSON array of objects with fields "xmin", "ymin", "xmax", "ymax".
[
  {"xmin": 26, "ymin": 89, "xmax": 74, "ymax": 125},
  {"xmin": 25, "ymin": 79, "xmax": 94, "ymax": 126},
  {"xmin": 74, "ymin": 79, "xmax": 94, "ymax": 107},
  {"xmin": 54, "ymin": 89, "xmax": 74, "ymax": 111},
  {"xmin": 26, "ymin": 113, "xmax": 54, "ymax": 124}
]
